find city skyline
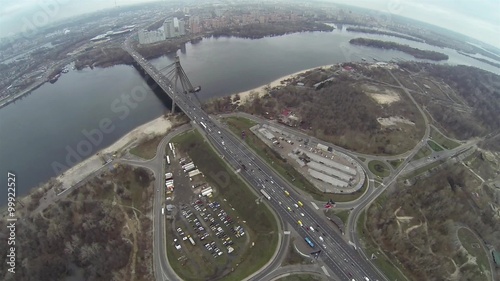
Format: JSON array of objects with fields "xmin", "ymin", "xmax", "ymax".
[{"xmin": 0, "ymin": 0, "xmax": 498, "ymax": 48}]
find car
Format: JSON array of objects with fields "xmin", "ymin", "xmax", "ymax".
[
  {"xmin": 319, "ymin": 236, "xmax": 324, "ymax": 242},
  {"xmin": 309, "ymin": 226, "xmax": 315, "ymax": 231},
  {"xmin": 294, "ymin": 204, "xmax": 299, "ymax": 208},
  {"xmin": 300, "ymin": 213, "xmax": 305, "ymax": 217}
]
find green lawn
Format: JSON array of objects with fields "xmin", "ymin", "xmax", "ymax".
[
  {"xmin": 427, "ymin": 140, "xmax": 444, "ymax": 152},
  {"xmin": 333, "ymin": 210, "xmax": 350, "ymax": 225},
  {"xmin": 224, "ymin": 116, "xmax": 366, "ymax": 202},
  {"xmin": 430, "ymin": 127, "xmax": 460, "ymax": 149},
  {"xmin": 457, "ymin": 228, "xmax": 492, "ymax": 279},
  {"xmin": 281, "ymin": 238, "xmax": 310, "ymax": 266},
  {"xmin": 412, "ymin": 145, "xmax": 432, "ymax": 161},
  {"xmin": 402, "ymin": 160, "xmax": 444, "ymax": 180},
  {"xmin": 129, "ymin": 135, "xmax": 163, "ymax": 159},
  {"xmin": 171, "ymin": 130, "xmax": 279, "ymax": 281},
  {"xmin": 389, "ymin": 159, "xmax": 404, "ymax": 168},
  {"xmin": 368, "ymin": 160, "xmax": 390, "ymax": 178}
]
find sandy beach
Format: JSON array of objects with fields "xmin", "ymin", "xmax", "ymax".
[
  {"xmin": 233, "ymin": 64, "xmax": 336, "ymax": 105},
  {"xmin": 1, "ymin": 115, "xmax": 175, "ymax": 216},
  {"xmin": 55, "ymin": 115, "xmax": 174, "ymax": 191}
]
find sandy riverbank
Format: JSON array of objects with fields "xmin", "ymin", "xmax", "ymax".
[
  {"xmin": 232, "ymin": 64, "xmax": 336, "ymax": 105},
  {"xmin": 56, "ymin": 115, "xmax": 174, "ymax": 190},
  {"xmin": 2, "ymin": 116, "xmax": 174, "ymax": 216}
]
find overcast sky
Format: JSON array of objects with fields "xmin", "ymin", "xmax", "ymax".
[{"xmin": 0, "ymin": 0, "xmax": 498, "ymax": 47}]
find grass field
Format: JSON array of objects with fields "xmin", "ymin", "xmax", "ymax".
[
  {"xmin": 427, "ymin": 140, "xmax": 444, "ymax": 152},
  {"xmin": 457, "ymin": 228, "xmax": 492, "ymax": 279},
  {"xmin": 430, "ymin": 127, "xmax": 460, "ymax": 149},
  {"xmin": 388, "ymin": 159, "xmax": 404, "ymax": 168},
  {"xmin": 281, "ymin": 238, "xmax": 309, "ymax": 266},
  {"xmin": 368, "ymin": 160, "xmax": 390, "ymax": 178},
  {"xmin": 412, "ymin": 145, "xmax": 432, "ymax": 160},
  {"xmin": 402, "ymin": 160, "xmax": 444, "ymax": 180},
  {"xmin": 333, "ymin": 210, "xmax": 350, "ymax": 225},
  {"xmin": 224, "ymin": 116, "xmax": 366, "ymax": 202},
  {"xmin": 170, "ymin": 130, "xmax": 279, "ymax": 281},
  {"xmin": 129, "ymin": 135, "xmax": 163, "ymax": 159}
]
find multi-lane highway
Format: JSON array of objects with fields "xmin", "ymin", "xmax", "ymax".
[{"xmin": 123, "ymin": 40, "xmax": 385, "ymax": 281}]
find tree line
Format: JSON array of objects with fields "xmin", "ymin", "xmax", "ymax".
[
  {"xmin": 350, "ymin": 38, "xmax": 449, "ymax": 61},
  {"xmin": 346, "ymin": 27, "xmax": 424, "ymax": 43},
  {"xmin": 212, "ymin": 21, "xmax": 334, "ymax": 39}
]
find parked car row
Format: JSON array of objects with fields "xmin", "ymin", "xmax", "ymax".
[{"xmin": 179, "ymin": 199, "xmax": 245, "ymax": 258}]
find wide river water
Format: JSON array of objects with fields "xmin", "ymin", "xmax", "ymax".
[{"xmin": 0, "ymin": 25, "xmax": 498, "ymax": 205}]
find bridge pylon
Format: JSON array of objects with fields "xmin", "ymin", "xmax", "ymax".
[{"xmin": 160, "ymin": 56, "xmax": 202, "ymax": 112}]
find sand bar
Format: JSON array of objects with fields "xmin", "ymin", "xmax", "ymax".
[{"xmin": 233, "ymin": 64, "xmax": 336, "ymax": 105}]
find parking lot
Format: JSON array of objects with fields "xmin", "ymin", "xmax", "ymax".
[
  {"xmin": 163, "ymin": 145, "xmax": 251, "ymax": 278},
  {"xmin": 174, "ymin": 199, "xmax": 246, "ymax": 257}
]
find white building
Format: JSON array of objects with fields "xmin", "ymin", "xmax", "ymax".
[
  {"xmin": 138, "ymin": 17, "xmax": 186, "ymax": 45},
  {"xmin": 164, "ymin": 17, "xmax": 186, "ymax": 38},
  {"xmin": 138, "ymin": 29, "xmax": 165, "ymax": 44}
]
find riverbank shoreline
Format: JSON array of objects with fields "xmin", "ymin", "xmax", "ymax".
[
  {"xmin": 232, "ymin": 64, "xmax": 336, "ymax": 105},
  {"xmin": 1, "ymin": 115, "xmax": 174, "ymax": 216}
]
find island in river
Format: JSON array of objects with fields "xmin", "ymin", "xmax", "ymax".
[{"xmin": 349, "ymin": 38, "xmax": 449, "ymax": 61}]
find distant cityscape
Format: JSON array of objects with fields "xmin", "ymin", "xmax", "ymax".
[{"xmin": 0, "ymin": 0, "xmax": 495, "ymax": 108}]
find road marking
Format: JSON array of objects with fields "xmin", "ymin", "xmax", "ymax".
[
  {"xmin": 311, "ymin": 202, "xmax": 319, "ymax": 210},
  {"xmin": 321, "ymin": 266, "xmax": 330, "ymax": 277},
  {"xmin": 283, "ymin": 231, "xmax": 291, "ymax": 235}
]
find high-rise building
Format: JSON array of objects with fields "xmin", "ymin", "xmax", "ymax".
[
  {"xmin": 163, "ymin": 17, "xmax": 186, "ymax": 38},
  {"xmin": 163, "ymin": 18, "xmax": 175, "ymax": 38},
  {"xmin": 138, "ymin": 29, "xmax": 165, "ymax": 44},
  {"xmin": 178, "ymin": 20, "xmax": 185, "ymax": 36}
]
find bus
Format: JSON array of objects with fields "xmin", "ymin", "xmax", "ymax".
[
  {"xmin": 188, "ymin": 236, "xmax": 196, "ymax": 246},
  {"xmin": 304, "ymin": 237, "xmax": 315, "ymax": 248},
  {"xmin": 260, "ymin": 189, "xmax": 271, "ymax": 200},
  {"xmin": 161, "ymin": 207, "xmax": 164, "ymax": 215},
  {"xmin": 200, "ymin": 122, "xmax": 207, "ymax": 130},
  {"xmin": 166, "ymin": 155, "xmax": 170, "ymax": 165}
]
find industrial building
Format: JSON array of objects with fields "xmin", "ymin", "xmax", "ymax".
[
  {"xmin": 307, "ymin": 161, "xmax": 352, "ymax": 182},
  {"xmin": 288, "ymin": 153, "xmax": 306, "ymax": 167},
  {"xmin": 258, "ymin": 128, "xmax": 276, "ymax": 141},
  {"xmin": 298, "ymin": 148, "xmax": 356, "ymax": 176},
  {"xmin": 308, "ymin": 169, "xmax": 348, "ymax": 188}
]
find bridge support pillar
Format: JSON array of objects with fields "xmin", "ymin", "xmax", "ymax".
[{"xmin": 171, "ymin": 99, "xmax": 176, "ymax": 113}]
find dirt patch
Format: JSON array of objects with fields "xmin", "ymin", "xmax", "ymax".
[
  {"xmin": 363, "ymin": 84, "xmax": 401, "ymax": 105},
  {"xmin": 377, "ymin": 116, "xmax": 415, "ymax": 126}
]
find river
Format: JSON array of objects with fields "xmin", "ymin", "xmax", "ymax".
[{"xmin": 0, "ymin": 25, "xmax": 498, "ymax": 205}]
